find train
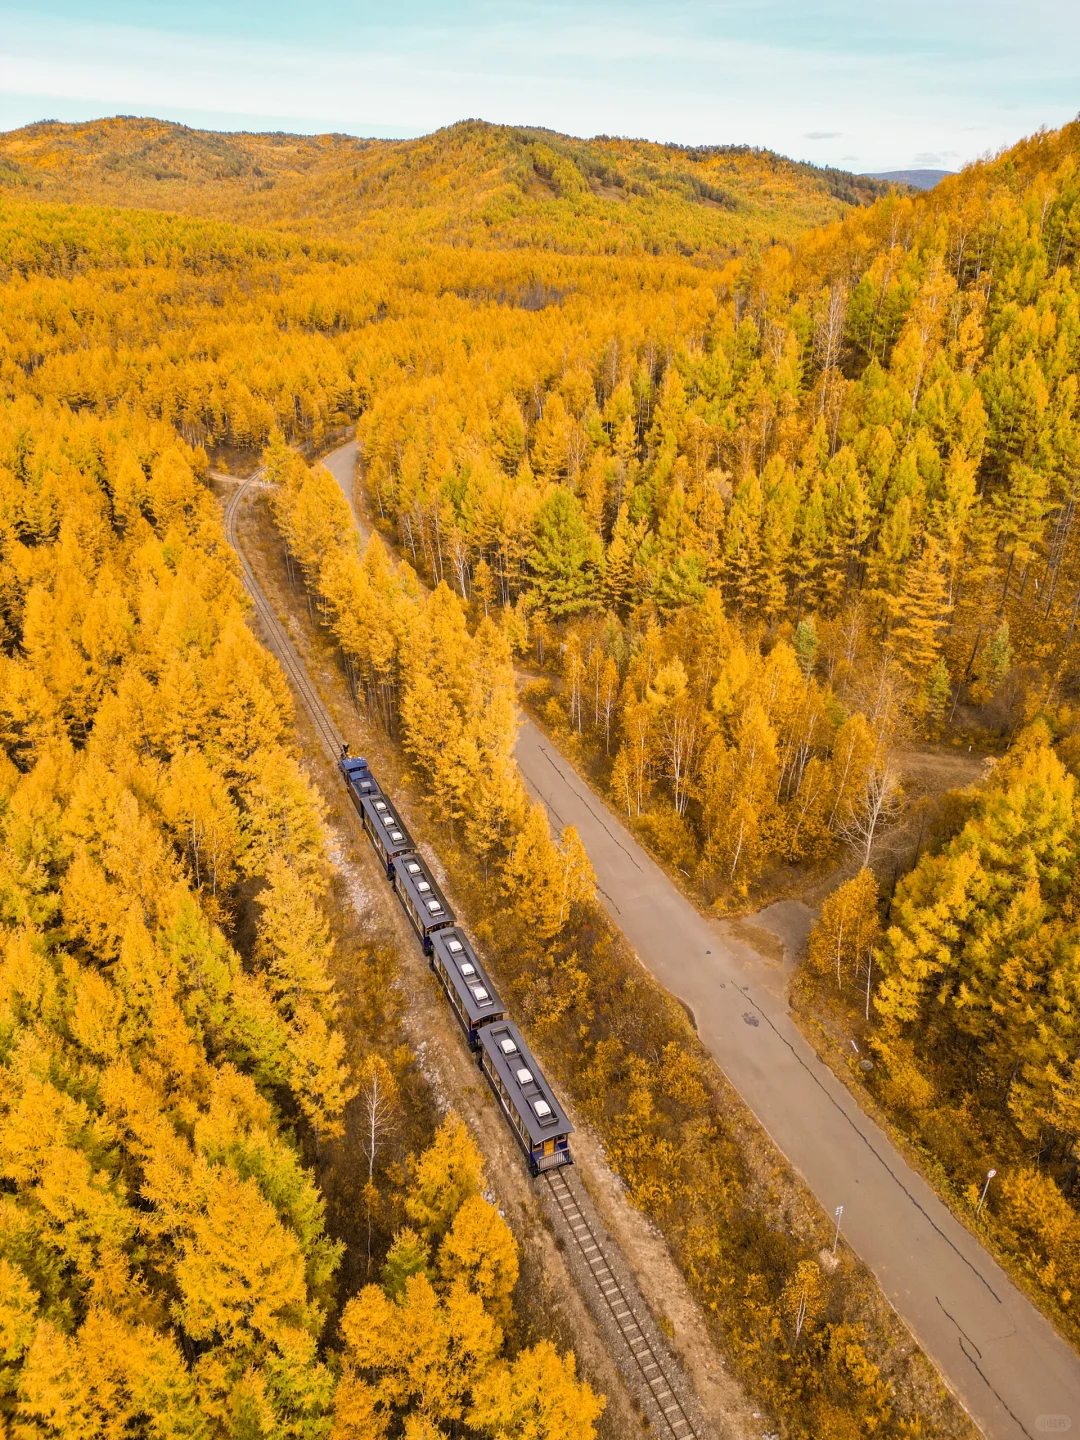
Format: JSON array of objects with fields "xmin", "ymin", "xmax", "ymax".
[{"xmin": 339, "ymin": 749, "xmax": 574, "ymax": 1175}]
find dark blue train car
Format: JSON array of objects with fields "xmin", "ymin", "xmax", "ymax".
[
  {"xmin": 357, "ymin": 793, "xmax": 417, "ymax": 877},
  {"xmin": 390, "ymin": 851, "xmax": 454, "ymax": 952},
  {"xmin": 478, "ymin": 1020, "xmax": 573, "ymax": 1174},
  {"xmin": 338, "ymin": 753, "xmax": 381, "ymax": 806},
  {"xmin": 429, "ymin": 927, "xmax": 506, "ymax": 1047}
]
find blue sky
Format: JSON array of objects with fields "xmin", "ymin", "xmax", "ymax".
[{"xmin": 1, "ymin": 1, "xmax": 1076, "ymax": 172}]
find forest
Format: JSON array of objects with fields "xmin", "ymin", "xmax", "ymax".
[
  {"xmin": 0, "ymin": 105, "xmax": 1079, "ymax": 1434},
  {"xmin": 0, "ymin": 395, "xmax": 602, "ymax": 1436},
  {"xmin": 0, "ymin": 116, "xmax": 891, "ymax": 255}
]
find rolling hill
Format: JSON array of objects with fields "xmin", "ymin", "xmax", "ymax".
[{"xmin": 0, "ymin": 115, "xmax": 897, "ymax": 256}]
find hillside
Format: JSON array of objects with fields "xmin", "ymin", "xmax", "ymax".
[{"xmin": 0, "ymin": 115, "xmax": 895, "ymax": 255}]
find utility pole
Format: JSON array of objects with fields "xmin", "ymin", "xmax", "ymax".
[{"xmin": 832, "ymin": 1204, "xmax": 844, "ymax": 1256}]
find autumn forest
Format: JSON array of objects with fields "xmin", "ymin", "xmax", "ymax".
[{"xmin": 1, "ymin": 110, "xmax": 1080, "ymax": 1439}]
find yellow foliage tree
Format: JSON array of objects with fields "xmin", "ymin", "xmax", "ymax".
[
  {"xmin": 338, "ymin": 1275, "xmax": 500, "ymax": 1428},
  {"xmin": 467, "ymin": 1340, "xmax": 605, "ymax": 1440},
  {"xmin": 807, "ymin": 869, "xmax": 881, "ymax": 1004},
  {"xmin": 437, "ymin": 1195, "xmax": 520, "ymax": 1327},
  {"xmin": 404, "ymin": 1114, "xmax": 485, "ymax": 1242},
  {"xmin": 502, "ymin": 805, "xmax": 595, "ymax": 944}
]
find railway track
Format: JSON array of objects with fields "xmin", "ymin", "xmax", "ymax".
[
  {"xmin": 220, "ymin": 468, "xmax": 706, "ymax": 1440},
  {"xmin": 221, "ymin": 473, "xmax": 345, "ymax": 764},
  {"xmin": 544, "ymin": 1168, "xmax": 701, "ymax": 1440}
]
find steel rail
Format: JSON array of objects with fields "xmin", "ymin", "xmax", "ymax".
[
  {"xmin": 543, "ymin": 1168, "xmax": 700, "ymax": 1440},
  {"xmin": 222, "ymin": 474, "xmax": 345, "ymax": 765}
]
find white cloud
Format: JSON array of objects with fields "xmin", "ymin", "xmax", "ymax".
[{"xmin": 0, "ymin": 4, "xmax": 1076, "ymax": 172}]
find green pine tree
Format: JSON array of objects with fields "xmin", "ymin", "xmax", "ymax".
[{"xmin": 527, "ymin": 488, "xmax": 601, "ymax": 618}]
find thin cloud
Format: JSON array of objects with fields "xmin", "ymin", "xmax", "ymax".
[{"xmin": 0, "ymin": 2, "xmax": 1077, "ymax": 171}]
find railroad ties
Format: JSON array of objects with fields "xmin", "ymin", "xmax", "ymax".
[
  {"xmin": 222, "ymin": 473, "xmax": 345, "ymax": 764},
  {"xmin": 222, "ymin": 472, "xmax": 706, "ymax": 1440},
  {"xmin": 543, "ymin": 1168, "xmax": 701, "ymax": 1440}
]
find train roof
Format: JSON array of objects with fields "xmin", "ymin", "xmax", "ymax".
[
  {"xmin": 359, "ymin": 792, "xmax": 416, "ymax": 855},
  {"xmin": 340, "ymin": 755, "xmax": 381, "ymax": 797},
  {"xmin": 430, "ymin": 927, "xmax": 505, "ymax": 1027},
  {"xmin": 478, "ymin": 1020, "xmax": 573, "ymax": 1145},
  {"xmin": 394, "ymin": 851, "xmax": 454, "ymax": 929}
]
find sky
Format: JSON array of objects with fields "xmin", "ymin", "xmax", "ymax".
[{"xmin": 0, "ymin": 1, "xmax": 1076, "ymax": 174}]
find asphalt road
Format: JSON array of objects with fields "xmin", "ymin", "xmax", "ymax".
[
  {"xmin": 320, "ymin": 440, "xmax": 1080, "ymax": 1440},
  {"xmin": 323, "ymin": 440, "xmax": 360, "ymax": 522}
]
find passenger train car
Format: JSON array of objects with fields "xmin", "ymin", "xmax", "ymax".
[
  {"xmin": 391, "ymin": 849, "xmax": 454, "ymax": 952},
  {"xmin": 359, "ymin": 793, "xmax": 416, "ymax": 876},
  {"xmin": 478, "ymin": 1020, "xmax": 573, "ymax": 1173},
  {"xmin": 429, "ymin": 927, "xmax": 506, "ymax": 1047},
  {"xmin": 338, "ymin": 748, "xmax": 573, "ymax": 1174}
]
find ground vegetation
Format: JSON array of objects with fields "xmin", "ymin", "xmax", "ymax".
[{"xmin": 2, "ymin": 107, "xmax": 1079, "ymax": 1428}]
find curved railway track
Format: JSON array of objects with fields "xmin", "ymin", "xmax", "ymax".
[{"xmin": 219, "ymin": 470, "xmax": 705, "ymax": 1440}]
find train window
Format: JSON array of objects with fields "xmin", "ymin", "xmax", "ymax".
[
  {"xmin": 460, "ymin": 961, "xmax": 475, "ymax": 976},
  {"xmin": 472, "ymin": 986, "xmax": 490, "ymax": 1002},
  {"xmin": 426, "ymin": 899, "xmax": 442, "ymax": 914},
  {"xmin": 515, "ymin": 1067, "xmax": 533, "ymax": 1085},
  {"xmin": 532, "ymin": 1098, "xmax": 553, "ymax": 1119},
  {"xmin": 499, "ymin": 1037, "xmax": 518, "ymax": 1055}
]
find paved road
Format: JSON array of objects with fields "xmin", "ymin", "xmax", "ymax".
[
  {"xmin": 322, "ymin": 440, "xmax": 359, "ymax": 522},
  {"xmin": 320, "ymin": 440, "xmax": 1080, "ymax": 1440}
]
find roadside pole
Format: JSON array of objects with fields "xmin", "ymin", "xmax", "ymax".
[{"xmin": 976, "ymin": 1168, "xmax": 997, "ymax": 1218}]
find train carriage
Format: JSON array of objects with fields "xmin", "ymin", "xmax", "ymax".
[
  {"xmin": 358, "ymin": 793, "xmax": 417, "ymax": 876},
  {"xmin": 337, "ymin": 757, "xmax": 573, "ymax": 1179},
  {"xmin": 339, "ymin": 754, "xmax": 381, "ymax": 806},
  {"xmin": 429, "ymin": 928, "xmax": 506, "ymax": 1047},
  {"xmin": 478, "ymin": 1020, "xmax": 573, "ymax": 1173},
  {"xmin": 390, "ymin": 851, "xmax": 455, "ymax": 951}
]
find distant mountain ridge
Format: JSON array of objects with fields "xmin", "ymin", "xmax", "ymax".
[
  {"xmin": 864, "ymin": 168, "xmax": 954, "ymax": 190},
  {"xmin": 0, "ymin": 115, "xmax": 898, "ymax": 256}
]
